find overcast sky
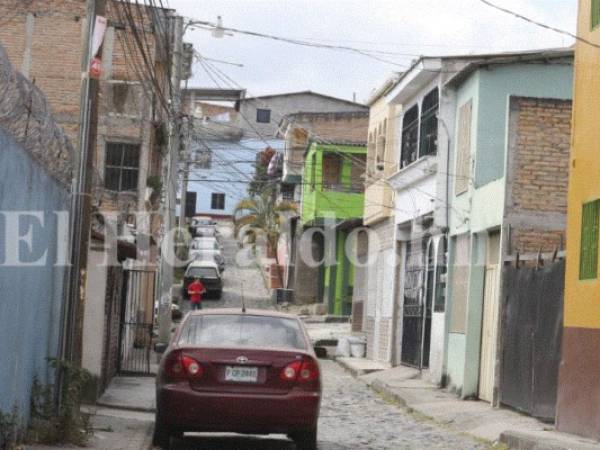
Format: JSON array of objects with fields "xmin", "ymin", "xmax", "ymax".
[{"xmin": 168, "ymin": 0, "xmax": 577, "ymax": 103}]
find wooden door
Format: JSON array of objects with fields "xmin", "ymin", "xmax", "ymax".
[{"xmin": 479, "ymin": 232, "xmax": 500, "ymax": 402}]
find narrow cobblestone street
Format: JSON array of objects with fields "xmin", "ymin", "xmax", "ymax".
[
  {"xmin": 181, "ymin": 223, "xmax": 274, "ymax": 314},
  {"xmin": 170, "ymin": 223, "xmax": 487, "ymax": 449},
  {"xmin": 167, "ymin": 360, "xmax": 485, "ymax": 450}
]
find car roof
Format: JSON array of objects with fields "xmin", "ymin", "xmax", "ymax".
[
  {"xmin": 187, "ymin": 260, "xmax": 220, "ymax": 269},
  {"xmin": 189, "ymin": 308, "xmax": 300, "ymax": 320}
]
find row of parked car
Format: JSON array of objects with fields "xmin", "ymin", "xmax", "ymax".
[{"xmin": 182, "ymin": 217, "xmax": 225, "ymax": 300}]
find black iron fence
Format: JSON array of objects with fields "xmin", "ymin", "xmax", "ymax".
[{"xmin": 118, "ymin": 268, "xmax": 157, "ymax": 375}]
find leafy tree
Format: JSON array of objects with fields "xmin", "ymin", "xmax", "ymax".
[{"xmin": 233, "ymin": 192, "xmax": 297, "ymax": 287}]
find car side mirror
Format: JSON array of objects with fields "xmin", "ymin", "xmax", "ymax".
[
  {"xmin": 154, "ymin": 342, "xmax": 168, "ymax": 354},
  {"xmin": 314, "ymin": 346, "xmax": 328, "ymax": 359}
]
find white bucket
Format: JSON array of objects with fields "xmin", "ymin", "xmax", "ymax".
[{"xmin": 349, "ymin": 340, "xmax": 366, "ymax": 358}]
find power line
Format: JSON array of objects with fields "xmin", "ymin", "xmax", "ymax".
[
  {"xmin": 478, "ymin": 0, "xmax": 600, "ymax": 50},
  {"xmin": 186, "ymin": 19, "xmax": 410, "ymax": 68},
  {"xmin": 189, "ymin": 47, "xmax": 475, "ymax": 219}
]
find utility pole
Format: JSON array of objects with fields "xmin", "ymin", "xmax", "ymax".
[
  {"xmin": 61, "ymin": 0, "xmax": 105, "ymax": 366},
  {"xmin": 157, "ymin": 13, "xmax": 184, "ymax": 343},
  {"xmin": 178, "ymin": 110, "xmax": 191, "ymax": 234}
]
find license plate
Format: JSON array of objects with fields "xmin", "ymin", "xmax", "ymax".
[{"xmin": 225, "ymin": 366, "xmax": 258, "ymax": 383}]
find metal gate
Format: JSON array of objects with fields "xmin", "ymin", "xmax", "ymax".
[
  {"xmin": 118, "ymin": 268, "xmax": 157, "ymax": 375},
  {"xmin": 401, "ymin": 238, "xmax": 431, "ymax": 368},
  {"xmin": 500, "ymin": 258, "xmax": 564, "ymax": 421}
]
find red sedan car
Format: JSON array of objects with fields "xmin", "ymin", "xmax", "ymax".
[{"xmin": 153, "ymin": 309, "xmax": 322, "ymax": 450}]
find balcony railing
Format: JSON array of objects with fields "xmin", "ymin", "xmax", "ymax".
[{"xmin": 322, "ymin": 182, "xmax": 364, "ymax": 194}]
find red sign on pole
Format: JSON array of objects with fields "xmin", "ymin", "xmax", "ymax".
[
  {"xmin": 90, "ymin": 57, "xmax": 102, "ymax": 79},
  {"xmin": 89, "ymin": 16, "xmax": 107, "ymax": 79}
]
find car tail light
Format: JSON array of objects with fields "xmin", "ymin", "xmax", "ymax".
[
  {"xmin": 281, "ymin": 361, "xmax": 302, "ymax": 381},
  {"xmin": 165, "ymin": 351, "xmax": 204, "ymax": 380},
  {"xmin": 182, "ymin": 355, "xmax": 204, "ymax": 378},
  {"xmin": 281, "ymin": 358, "xmax": 320, "ymax": 384},
  {"xmin": 299, "ymin": 360, "xmax": 319, "ymax": 382}
]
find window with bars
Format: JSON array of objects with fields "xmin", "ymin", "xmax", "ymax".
[
  {"xmin": 322, "ymin": 153, "xmax": 343, "ymax": 190},
  {"xmin": 580, "ymin": 200, "xmax": 600, "ymax": 280},
  {"xmin": 211, "ymin": 193, "xmax": 226, "ymax": 210},
  {"xmin": 256, "ymin": 108, "xmax": 271, "ymax": 123},
  {"xmin": 105, "ymin": 143, "xmax": 140, "ymax": 192},
  {"xmin": 281, "ymin": 186, "xmax": 295, "ymax": 201},
  {"xmin": 592, "ymin": 0, "xmax": 600, "ymax": 29},
  {"xmin": 419, "ymin": 88, "xmax": 439, "ymax": 157},
  {"xmin": 400, "ymin": 105, "xmax": 419, "ymax": 168}
]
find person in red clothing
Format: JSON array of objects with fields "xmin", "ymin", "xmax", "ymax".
[{"xmin": 188, "ymin": 278, "xmax": 206, "ymax": 310}]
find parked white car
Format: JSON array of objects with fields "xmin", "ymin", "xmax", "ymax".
[
  {"xmin": 189, "ymin": 238, "xmax": 225, "ymax": 271},
  {"xmin": 194, "ymin": 226, "xmax": 220, "ymax": 238},
  {"xmin": 191, "ymin": 216, "xmax": 217, "ymax": 226}
]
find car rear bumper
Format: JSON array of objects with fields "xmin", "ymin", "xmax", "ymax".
[{"xmin": 157, "ymin": 383, "xmax": 320, "ymax": 434}]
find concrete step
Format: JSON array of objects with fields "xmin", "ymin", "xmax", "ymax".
[{"xmin": 500, "ymin": 430, "xmax": 600, "ymax": 450}]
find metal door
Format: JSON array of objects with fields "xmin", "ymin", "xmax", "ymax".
[
  {"xmin": 400, "ymin": 238, "xmax": 431, "ymax": 368},
  {"xmin": 478, "ymin": 232, "xmax": 500, "ymax": 402},
  {"xmin": 118, "ymin": 268, "xmax": 157, "ymax": 375}
]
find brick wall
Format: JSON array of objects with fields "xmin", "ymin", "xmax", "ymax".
[
  {"xmin": 0, "ymin": 0, "xmax": 170, "ymax": 394},
  {"xmin": 512, "ymin": 97, "xmax": 571, "ymax": 214},
  {"xmin": 0, "ymin": 0, "xmax": 169, "ymax": 212},
  {"xmin": 507, "ymin": 96, "xmax": 572, "ymax": 254},
  {"xmin": 0, "ymin": 0, "xmax": 87, "ymax": 145},
  {"xmin": 307, "ymin": 112, "xmax": 369, "ymax": 144},
  {"xmin": 511, "ymin": 228, "xmax": 566, "ymax": 255}
]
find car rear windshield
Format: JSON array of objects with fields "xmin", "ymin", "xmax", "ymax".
[
  {"xmin": 192, "ymin": 242, "xmax": 217, "ymax": 250},
  {"xmin": 186, "ymin": 267, "xmax": 218, "ymax": 278},
  {"xmin": 179, "ymin": 314, "xmax": 307, "ymax": 350}
]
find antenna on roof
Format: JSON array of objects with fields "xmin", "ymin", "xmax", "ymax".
[{"xmin": 241, "ymin": 281, "xmax": 246, "ymax": 313}]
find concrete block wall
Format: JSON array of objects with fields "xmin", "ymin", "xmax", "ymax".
[
  {"xmin": 365, "ymin": 218, "xmax": 396, "ymax": 363},
  {"xmin": 0, "ymin": 42, "xmax": 73, "ymax": 427}
]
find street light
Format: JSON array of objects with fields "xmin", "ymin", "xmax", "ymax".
[{"xmin": 212, "ymin": 16, "xmax": 226, "ymax": 39}]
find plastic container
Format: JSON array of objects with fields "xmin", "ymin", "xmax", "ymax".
[{"xmin": 348, "ymin": 337, "xmax": 366, "ymax": 358}]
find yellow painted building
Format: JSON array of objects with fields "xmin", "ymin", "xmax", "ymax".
[
  {"xmin": 556, "ymin": 0, "xmax": 600, "ymax": 439},
  {"xmin": 364, "ymin": 79, "xmax": 399, "ymax": 225},
  {"xmin": 358, "ymin": 77, "xmax": 402, "ymax": 363}
]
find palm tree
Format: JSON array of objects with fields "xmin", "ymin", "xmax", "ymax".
[{"xmin": 233, "ymin": 192, "xmax": 297, "ymax": 287}]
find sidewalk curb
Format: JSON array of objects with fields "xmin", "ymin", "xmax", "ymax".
[
  {"xmin": 334, "ymin": 357, "xmax": 386, "ymax": 377},
  {"xmin": 335, "ymin": 359, "xmax": 600, "ymax": 450},
  {"xmin": 334, "ymin": 358, "xmax": 490, "ymax": 444},
  {"xmin": 369, "ymin": 378, "xmax": 409, "ymax": 409},
  {"xmin": 499, "ymin": 430, "xmax": 600, "ymax": 450},
  {"xmin": 95, "ymin": 401, "xmax": 156, "ymax": 414}
]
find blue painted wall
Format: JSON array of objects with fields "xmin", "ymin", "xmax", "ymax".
[
  {"xmin": 0, "ymin": 129, "xmax": 69, "ymax": 425},
  {"xmin": 475, "ymin": 63, "xmax": 573, "ymax": 187},
  {"xmin": 188, "ymin": 137, "xmax": 284, "ymax": 216}
]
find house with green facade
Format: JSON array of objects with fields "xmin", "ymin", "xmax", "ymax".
[
  {"xmin": 299, "ymin": 142, "xmax": 366, "ymax": 316},
  {"xmin": 444, "ymin": 49, "xmax": 573, "ymax": 409}
]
